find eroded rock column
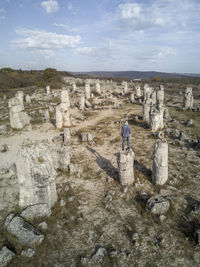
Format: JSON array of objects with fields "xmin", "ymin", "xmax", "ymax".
[
  {"xmin": 184, "ymin": 87, "xmax": 193, "ymax": 109},
  {"xmin": 135, "ymin": 84, "xmax": 141, "ymax": 97},
  {"xmin": 152, "ymin": 140, "xmax": 168, "ymax": 185},
  {"xmin": 119, "ymin": 149, "xmax": 135, "ymax": 186},
  {"xmin": 80, "ymin": 94, "xmax": 85, "ymax": 111},
  {"xmin": 143, "ymin": 99, "xmax": 152, "ymax": 123},
  {"xmin": 16, "ymin": 142, "xmax": 58, "ymax": 208},
  {"xmin": 46, "ymin": 85, "xmax": 51, "ymax": 95},
  {"xmin": 64, "ymin": 127, "xmax": 71, "ymax": 145},
  {"xmin": 85, "ymin": 83, "xmax": 91, "ymax": 99}
]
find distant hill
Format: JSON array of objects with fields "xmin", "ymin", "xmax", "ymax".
[{"xmin": 72, "ymin": 71, "xmax": 200, "ymax": 79}]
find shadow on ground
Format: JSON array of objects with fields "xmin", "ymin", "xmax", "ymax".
[
  {"xmin": 86, "ymin": 146, "xmax": 119, "ymax": 182},
  {"xmin": 134, "ymin": 159, "xmax": 152, "ymax": 181}
]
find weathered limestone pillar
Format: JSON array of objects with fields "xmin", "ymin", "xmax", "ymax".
[
  {"xmin": 151, "ymin": 91, "xmax": 157, "ymax": 105},
  {"xmin": 119, "ymin": 149, "xmax": 135, "ymax": 186},
  {"xmin": 15, "ymin": 91, "xmax": 24, "ymax": 108},
  {"xmin": 46, "ymin": 85, "xmax": 51, "ymax": 95},
  {"xmin": 157, "ymin": 86, "xmax": 164, "ymax": 106},
  {"xmin": 8, "ymin": 95, "xmax": 30, "ymax": 129},
  {"xmin": 130, "ymin": 93, "xmax": 135, "ymax": 103},
  {"xmin": 64, "ymin": 127, "xmax": 71, "ymax": 145},
  {"xmin": 122, "ymin": 81, "xmax": 128, "ymax": 94},
  {"xmin": 72, "ymin": 83, "xmax": 76, "ymax": 92},
  {"xmin": 25, "ymin": 94, "xmax": 31, "ymax": 104},
  {"xmin": 150, "ymin": 107, "xmax": 163, "ymax": 132},
  {"xmin": 95, "ymin": 83, "xmax": 101, "ymax": 94},
  {"xmin": 135, "ymin": 84, "xmax": 141, "ymax": 97},
  {"xmin": 57, "ymin": 147, "xmax": 70, "ymax": 171},
  {"xmin": 152, "ymin": 140, "xmax": 168, "ymax": 185},
  {"xmin": 85, "ymin": 83, "xmax": 90, "ymax": 99},
  {"xmin": 61, "ymin": 90, "xmax": 70, "ymax": 109},
  {"xmin": 143, "ymin": 99, "xmax": 152, "ymax": 123},
  {"xmin": 143, "ymin": 84, "xmax": 152, "ymax": 100},
  {"xmin": 80, "ymin": 94, "xmax": 85, "ymax": 111},
  {"xmin": 16, "ymin": 142, "xmax": 58, "ymax": 208},
  {"xmin": 56, "ymin": 105, "xmax": 63, "ymax": 129},
  {"xmin": 184, "ymin": 87, "xmax": 193, "ymax": 109}
]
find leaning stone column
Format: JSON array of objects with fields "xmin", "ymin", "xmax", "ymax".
[
  {"xmin": 119, "ymin": 149, "xmax": 135, "ymax": 186},
  {"xmin": 152, "ymin": 140, "xmax": 168, "ymax": 185}
]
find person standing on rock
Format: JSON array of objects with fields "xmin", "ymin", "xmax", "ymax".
[{"xmin": 121, "ymin": 121, "xmax": 131, "ymax": 151}]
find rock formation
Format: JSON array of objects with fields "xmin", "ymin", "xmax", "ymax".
[
  {"xmin": 46, "ymin": 85, "xmax": 51, "ymax": 95},
  {"xmin": 119, "ymin": 149, "xmax": 135, "ymax": 186},
  {"xmin": 72, "ymin": 83, "xmax": 76, "ymax": 92},
  {"xmin": 143, "ymin": 84, "xmax": 152, "ymax": 100},
  {"xmin": 122, "ymin": 81, "xmax": 128, "ymax": 94},
  {"xmin": 85, "ymin": 83, "xmax": 91, "ymax": 99},
  {"xmin": 150, "ymin": 105, "xmax": 164, "ymax": 132},
  {"xmin": 16, "ymin": 142, "xmax": 58, "ymax": 208},
  {"xmin": 157, "ymin": 85, "xmax": 164, "ymax": 106},
  {"xmin": 64, "ymin": 127, "xmax": 71, "ymax": 145},
  {"xmin": 130, "ymin": 93, "xmax": 135, "ymax": 103},
  {"xmin": 8, "ymin": 92, "xmax": 30, "ymax": 129},
  {"xmin": 152, "ymin": 140, "xmax": 168, "ymax": 185},
  {"xmin": 143, "ymin": 99, "xmax": 152, "ymax": 123},
  {"xmin": 151, "ymin": 90, "xmax": 157, "ymax": 105},
  {"xmin": 95, "ymin": 83, "xmax": 101, "ymax": 94},
  {"xmin": 25, "ymin": 94, "xmax": 31, "ymax": 104},
  {"xmin": 56, "ymin": 89, "xmax": 71, "ymax": 129},
  {"xmin": 135, "ymin": 84, "xmax": 141, "ymax": 97},
  {"xmin": 80, "ymin": 94, "xmax": 85, "ymax": 111},
  {"xmin": 184, "ymin": 87, "xmax": 193, "ymax": 109}
]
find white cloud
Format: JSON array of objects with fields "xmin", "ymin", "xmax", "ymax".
[
  {"xmin": 67, "ymin": 2, "xmax": 73, "ymax": 11},
  {"xmin": 0, "ymin": 8, "xmax": 6, "ymax": 13},
  {"xmin": 77, "ymin": 46, "xmax": 112, "ymax": 59},
  {"xmin": 118, "ymin": 0, "xmax": 200, "ymax": 32},
  {"xmin": 119, "ymin": 3, "xmax": 141, "ymax": 19},
  {"xmin": 33, "ymin": 49, "xmax": 55, "ymax": 59},
  {"xmin": 53, "ymin": 22, "xmax": 78, "ymax": 32},
  {"xmin": 41, "ymin": 0, "xmax": 59, "ymax": 13},
  {"xmin": 0, "ymin": 16, "xmax": 5, "ymax": 20},
  {"xmin": 12, "ymin": 28, "xmax": 81, "ymax": 49}
]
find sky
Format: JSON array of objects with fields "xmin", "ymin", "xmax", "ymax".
[{"xmin": 0, "ymin": 0, "xmax": 200, "ymax": 73}]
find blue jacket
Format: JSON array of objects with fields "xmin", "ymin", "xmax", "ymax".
[{"xmin": 121, "ymin": 125, "xmax": 131, "ymax": 137}]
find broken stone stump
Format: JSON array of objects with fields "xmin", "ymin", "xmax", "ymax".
[
  {"xmin": 5, "ymin": 213, "xmax": 44, "ymax": 247},
  {"xmin": 16, "ymin": 142, "xmax": 58, "ymax": 208},
  {"xmin": 119, "ymin": 149, "xmax": 134, "ymax": 186},
  {"xmin": 80, "ymin": 133, "xmax": 93, "ymax": 142},
  {"xmin": 25, "ymin": 94, "xmax": 31, "ymax": 104},
  {"xmin": 20, "ymin": 203, "xmax": 51, "ymax": 221},
  {"xmin": 152, "ymin": 140, "xmax": 168, "ymax": 185},
  {"xmin": 64, "ymin": 127, "xmax": 71, "ymax": 145},
  {"xmin": 57, "ymin": 146, "xmax": 71, "ymax": 171}
]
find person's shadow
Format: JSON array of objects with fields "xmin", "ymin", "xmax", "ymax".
[{"xmin": 86, "ymin": 146, "xmax": 119, "ymax": 182}]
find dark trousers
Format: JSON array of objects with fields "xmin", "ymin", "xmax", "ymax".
[{"xmin": 122, "ymin": 136, "xmax": 130, "ymax": 151}]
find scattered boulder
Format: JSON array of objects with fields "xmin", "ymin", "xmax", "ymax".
[
  {"xmin": 186, "ymin": 119, "xmax": 194, "ymax": 126},
  {"xmin": 20, "ymin": 203, "xmax": 51, "ymax": 221},
  {"xmin": 21, "ymin": 248, "xmax": 35, "ymax": 258},
  {"xmin": 80, "ymin": 133, "xmax": 93, "ymax": 142},
  {"xmin": 5, "ymin": 214, "xmax": 44, "ymax": 247},
  {"xmin": 146, "ymin": 195, "xmax": 170, "ymax": 215},
  {"xmin": 0, "ymin": 247, "xmax": 15, "ymax": 267},
  {"xmin": 92, "ymin": 247, "xmax": 107, "ymax": 263},
  {"xmin": 69, "ymin": 163, "xmax": 83, "ymax": 175}
]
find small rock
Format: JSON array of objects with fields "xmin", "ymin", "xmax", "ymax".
[
  {"xmin": 69, "ymin": 164, "xmax": 83, "ymax": 175},
  {"xmin": 20, "ymin": 203, "xmax": 51, "ymax": 221},
  {"xmin": 146, "ymin": 195, "xmax": 170, "ymax": 215},
  {"xmin": 186, "ymin": 119, "xmax": 194, "ymax": 126},
  {"xmin": 38, "ymin": 221, "xmax": 48, "ymax": 230},
  {"xmin": 159, "ymin": 215, "xmax": 166, "ymax": 222},
  {"xmin": 60, "ymin": 199, "xmax": 66, "ymax": 206},
  {"xmin": 68, "ymin": 196, "xmax": 75, "ymax": 202},
  {"xmin": 0, "ymin": 144, "xmax": 8, "ymax": 152},
  {"xmin": 92, "ymin": 247, "xmax": 107, "ymax": 263},
  {"xmin": 21, "ymin": 248, "xmax": 35, "ymax": 258},
  {"xmin": 0, "ymin": 247, "xmax": 15, "ymax": 267},
  {"xmin": 64, "ymin": 185, "xmax": 70, "ymax": 192}
]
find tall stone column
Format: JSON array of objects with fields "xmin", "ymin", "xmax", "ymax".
[
  {"xmin": 61, "ymin": 90, "xmax": 70, "ymax": 109},
  {"xmin": 16, "ymin": 142, "xmax": 58, "ymax": 208},
  {"xmin": 119, "ymin": 149, "xmax": 135, "ymax": 186},
  {"xmin": 184, "ymin": 87, "xmax": 193, "ymax": 109},
  {"xmin": 95, "ymin": 83, "xmax": 101, "ymax": 94},
  {"xmin": 80, "ymin": 94, "xmax": 85, "ymax": 111},
  {"xmin": 46, "ymin": 85, "xmax": 51, "ymax": 95},
  {"xmin": 152, "ymin": 140, "xmax": 168, "ymax": 185},
  {"xmin": 157, "ymin": 86, "xmax": 164, "ymax": 106},
  {"xmin": 130, "ymin": 93, "xmax": 135, "ymax": 103},
  {"xmin": 85, "ymin": 83, "xmax": 91, "ymax": 99},
  {"xmin": 135, "ymin": 84, "xmax": 141, "ymax": 97},
  {"xmin": 72, "ymin": 83, "xmax": 76, "ymax": 92},
  {"xmin": 143, "ymin": 99, "xmax": 152, "ymax": 123},
  {"xmin": 64, "ymin": 127, "xmax": 71, "ymax": 145}
]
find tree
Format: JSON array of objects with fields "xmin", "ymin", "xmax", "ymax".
[
  {"xmin": 154, "ymin": 76, "xmax": 162, "ymax": 82},
  {"xmin": 43, "ymin": 68, "xmax": 57, "ymax": 83}
]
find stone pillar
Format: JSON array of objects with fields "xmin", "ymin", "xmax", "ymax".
[
  {"xmin": 151, "ymin": 91, "xmax": 157, "ymax": 105},
  {"xmin": 72, "ymin": 83, "xmax": 76, "ymax": 92},
  {"xmin": 15, "ymin": 91, "xmax": 24, "ymax": 109},
  {"xmin": 25, "ymin": 95, "xmax": 31, "ymax": 104},
  {"xmin": 64, "ymin": 127, "xmax": 71, "ymax": 145},
  {"xmin": 157, "ymin": 86, "xmax": 164, "ymax": 106},
  {"xmin": 46, "ymin": 85, "xmax": 51, "ymax": 95},
  {"xmin": 56, "ymin": 105, "xmax": 63, "ymax": 129},
  {"xmin": 130, "ymin": 93, "xmax": 135, "ymax": 103},
  {"xmin": 119, "ymin": 149, "xmax": 135, "ymax": 186},
  {"xmin": 143, "ymin": 84, "xmax": 152, "ymax": 100},
  {"xmin": 85, "ymin": 83, "xmax": 90, "ymax": 99},
  {"xmin": 61, "ymin": 90, "xmax": 70, "ymax": 109},
  {"xmin": 44, "ymin": 109, "xmax": 49, "ymax": 122},
  {"xmin": 16, "ymin": 142, "xmax": 58, "ymax": 208},
  {"xmin": 122, "ymin": 82, "xmax": 128, "ymax": 94},
  {"xmin": 143, "ymin": 99, "xmax": 152, "ymax": 123},
  {"xmin": 57, "ymin": 147, "xmax": 70, "ymax": 172},
  {"xmin": 95, "ymin": 83, "xmax": 101, "ymax": 94},
  {"xmin": 135, "ymin": 84, "xmax": 141, "ymax": 97},
  {"xmin": 184, "ymin": 87, "xmax": 193, "ymax": 109},
  {"xmin": 152, "ymin": 140, "xmax": 168, "ymax": 185},
  {"xmin": 8, "ymin": 96, "xmax": 30, "ymax": 129},
  {"xmin": 80, "ymin": 94, "xmax": 85, "ymax": 111},
  {"xmin": 150, "ymin": 107, "xmax": 162, "ymax": 132}
]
